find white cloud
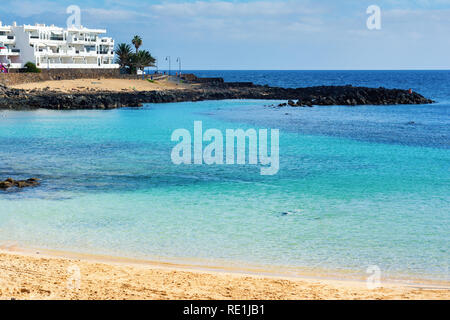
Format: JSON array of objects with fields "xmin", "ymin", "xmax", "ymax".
[
  {"xmin": 151, "ymin": 0, "xmax": 320, "ymax": 17},
  {"xmin": 84, "ymin": 8, "xmax": 149, "ymax": 21},
  {"xmin": 146, "ymin": 0, "xmax": 327, "ymax": 42}
]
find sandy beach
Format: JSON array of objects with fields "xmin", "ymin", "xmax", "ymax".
[
  {"xmin": 11, "ymin": 78, "xmax": 194, "ymax": 93},
  {"xmin": 0, "ymin": 248, "xmax": 448, "ymax": 300}
]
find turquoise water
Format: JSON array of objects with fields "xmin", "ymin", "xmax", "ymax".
[{"xmin": 0, "ymin": 71, "xmax": 449, "ymax": 282}]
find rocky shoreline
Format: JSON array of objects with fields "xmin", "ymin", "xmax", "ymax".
[{"xmin": 0, "ymin": 82, "xmax": 433, "ymax": 110}]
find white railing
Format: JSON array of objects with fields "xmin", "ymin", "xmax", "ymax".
[
  {"xmin": 8, "ymin": 63, "xmax": 22, "ymax": 69},
  {"xmin": 0, "ymin": 63, "xmax": 22, "ymax": 69},
  {"xmin": 100, "ymin": 37, "xmax": 113, "ymax": 43},
  {"xmin": 36, "ymin": 63, "xmax": 119, "ymax": 69},
  {"xmin": 77, "ymin": 51, "xmax": 98, "ymax": 57},
  {"xmin": 30, "ymin": 36, "xmax": 65, "ymax": 43},
  {"xmin": 0, "ymin": 35, "xmax": 15, "ymax": 43},
  {"xmin": 36, "ymin": 50, "xmax": 100, "ymax": 57},
  {"xmin": 0, "ymin": 48, "xmax": 20, "ymax": 56},
  {"xmin": 98, "ymin": 51, "xmax": 114, "ymax": 56},
  {"xmin": 69, "ymin": 38, "xmax": 99, "ymax": 44}
]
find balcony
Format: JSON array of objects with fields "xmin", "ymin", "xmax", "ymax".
[
  {"xmin": 100, "ymin": 38, "xmax": 113, "ymax": 44},
  {"xmin": 98, "ymin": 51, "xmax": 114, "ymax": 56},
  {"xmin": 71, "ymin": 49, "xmax": 98, "ymax": 57},
  {"xmin": 0, "ymin": 35, "xmax": 15, "ymax": 44},
  {"xmin": 35, "ymin": 62, "xmax": 120, "ymax": 69},
  {"xmin": 50, "ymin": 36, "xmax": 64, "ymax": 41},
  {"xmin": 0, "ymin": 48, "xmax": 20, "ymax": 56},
  {"xmin": 78, "ymin": 50, "xmax": 98, "ymax": 57},
  {"xmin": 69, "ymin": 37, "xmax": 98, "ymax": 44},
  {"xmin": 30, "ymin": 35, "xmax": 66, "ymax": 43},
  {"xmin": 36, "ymin": 49, "xmax": 98, "ymax": 57}
]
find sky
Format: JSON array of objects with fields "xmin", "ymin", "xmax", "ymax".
[{"xmin": 1, "ymin": 0, "xmax": 450, "ymax": 70}]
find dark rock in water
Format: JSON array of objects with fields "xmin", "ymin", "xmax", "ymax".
[
  {"xmin": 0, "ymin": 178, "xmax": 40, "ymax": 190},
  {"xmin": 0, "ymin": 82, "xmax": 435, "ymax": 110},
  {"xmin": 0, "ymin": 181, "xmax": 12, "ymax": 189}
]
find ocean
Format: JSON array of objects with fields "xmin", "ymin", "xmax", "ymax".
[{"xmin": 0, "ymin": 71, "xmax": 449, "ymax": 282}]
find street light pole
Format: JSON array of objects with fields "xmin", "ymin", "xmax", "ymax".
[
  {"xmin": 165, "ymin": 56, "xmax": 171, "ymax": 76},
  {"xmin": 6, "ymin": 58, "xmax": 11, "ymax": 74},
  {"xmin": 176, "ymin": 57, "xmax": 182, "ymax": 76}
]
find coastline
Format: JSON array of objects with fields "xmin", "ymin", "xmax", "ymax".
[
  {"xmin": 0, "ymin": 246, "xmax": 448, "ymax": 300},
  {"xmin": 0, "ymin": 77, "xmax": 434, "ymax": 110}
]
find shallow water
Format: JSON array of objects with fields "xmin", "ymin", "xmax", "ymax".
[{"xmin": 0, "ymin": 71, "xmax": 449, "ymax": 281}]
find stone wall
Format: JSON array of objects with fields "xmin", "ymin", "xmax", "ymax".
[
  {"xmin": 180, "ymin": 73, "xmax": 225, "ymax": 84},
  {"xmin": 180, "ymin": 73, "xmax": 198, "ymax": 81},
  {"xmin": 195, "ymin": 77, "xmax": 224, "ymax": 84},
  {"xmin": 0, "ymin": 69, "xmax": 224, "ymax": 87},
  {"xmin": 0, "ymin": 69, "xmax": 130, "ymax": 86}
]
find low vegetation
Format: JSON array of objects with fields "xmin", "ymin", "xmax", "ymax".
[{"xmin": 23, "ymin": 62, "xmax": 41, "ymax": 73}]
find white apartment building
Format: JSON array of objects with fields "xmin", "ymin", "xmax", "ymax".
[
  {"xmin": 0, "ymin": 21, "xmax": 118, "ymax": 70},
  {"xmin": 0, "ymin": 23, "xmax": 21, "ymax": 69}
]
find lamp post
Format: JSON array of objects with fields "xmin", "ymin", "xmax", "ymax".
[
  {"xmin": 176, "ymin": 57, "xmax": 182, "ymax": 77},
  {"xmin": 6, "ymin": 58, "xmax": 11, "ymax": 73},
  {"xmin": 165, "ymin": 56, "xmax": 171, "ymax": 76}
]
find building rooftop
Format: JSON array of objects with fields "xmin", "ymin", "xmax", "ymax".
[{"xmin": 21, "ymin": 24, "xmax": 107, "ymax": 34}]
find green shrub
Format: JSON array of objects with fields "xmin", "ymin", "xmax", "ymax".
[{"xmin": 24, "ymin": 62, "xmax": 41, "ymax": 73}]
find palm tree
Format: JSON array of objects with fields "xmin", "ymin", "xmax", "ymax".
[
  {"xmin": 132, "ymin": 35, "xmax": 143, "ymax": 53},
  {"xmin": 132, "ymin": 50, "xmax": 156, "ymax": 74},
  {"xmin": 115, "ymin": 43, "xmax": 133, "ymax": 72}
]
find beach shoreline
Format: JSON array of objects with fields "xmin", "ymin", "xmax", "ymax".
[
  {"xmin": 0, "ymin": 246, "xmax": 448, "ymax": 300},
  {"xmin": 0, "ymin": 77, "xmax": 434, "ymax": 110}
]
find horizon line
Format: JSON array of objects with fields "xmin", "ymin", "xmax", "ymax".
[{"xmin": 158, "ymin": 69, "xmax": 450, "ymax": 71}]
